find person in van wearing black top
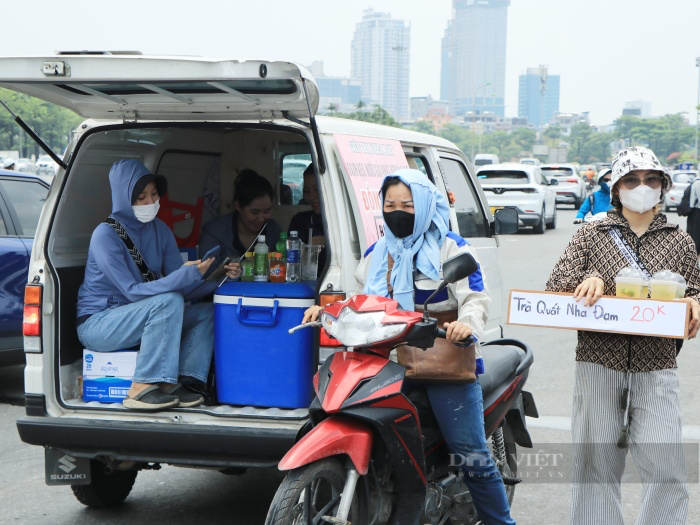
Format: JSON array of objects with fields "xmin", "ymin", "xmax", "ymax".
[{"xmin": 288, "ymin": 165, "xmax": 326, "ymax": 269}]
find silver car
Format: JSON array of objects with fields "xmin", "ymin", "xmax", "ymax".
[
  {"xmin": 477, "ymin": 163, "xmax": 557, "ymax": 233},
  {"xmin": 664, "ymin": 170, "xmax": 697, "ymax": 211},
  {"xmin": 540, "ymin": 164, "xmax": 588, "ymax": 207}
]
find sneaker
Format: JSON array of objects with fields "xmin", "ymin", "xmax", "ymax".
[
  {"xmin": 162, "ymin": 383, "xmax": 204, "ymax": 408},
  {"xmin": 123, "ymin": 385, "xmax": 179, "ymax": 411}
]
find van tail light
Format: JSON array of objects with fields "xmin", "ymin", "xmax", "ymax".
[
  {"xmin": 319, "ymin": 291, "xmax": 346, "ymax": 347},
  {"xmin": 567, "ymin": 178, "xmax": 579, "ymax": 183},
  {"xmin": 23, "ymin": 284, "xmax": 43, "ymax": 337}
]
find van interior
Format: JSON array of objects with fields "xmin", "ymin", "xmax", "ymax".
[{"xmin": 50, "ymin": 124, "xmax": 322, "ymax": 415}]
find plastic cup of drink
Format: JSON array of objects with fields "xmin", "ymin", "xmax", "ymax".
[
  {"xmin": 641, "ymin": 281, "xmax": 650, "ymax": 298},
  {"xmin": 301, "ymin": 244, "xmax": 322, "ymax": 281},
  {"xmin": 649, "ymin": 279, "xmax": 677, "ymax": 300},
  {"xmin": 675, "ymin": 283, "xmax": 687, "ymax": 299},
  {"xmin": 615, "ymin": 277, "xmax": 644, "ymax": 298}
]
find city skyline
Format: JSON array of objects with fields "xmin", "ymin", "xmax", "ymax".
[{"xmin": 0, "ymin": 0, "xmax": 698, "ymax": 127}]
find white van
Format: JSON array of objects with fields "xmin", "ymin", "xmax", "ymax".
[
  {"xmin": 1, "ymin": 53, "xmax": 519, "ymax": 505},
  {"xmin": 473, "ymin": 153, "xmax": 500, "ymax": 166}
]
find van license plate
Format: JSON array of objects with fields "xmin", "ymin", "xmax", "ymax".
[
  {"xmin": 45, "ymin": 448, "xmax": 91, "ymax": 485},
  {"xmin": 490, "ymin": 206, "xmax": 503, "ymax": 214}
]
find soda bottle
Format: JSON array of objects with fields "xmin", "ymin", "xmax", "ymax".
[
  {"xmin": 276, "ymin": 232, "xmax": 288, "ymax": 261},
  {"xmin": 269, "ymin": 252, "xmax": 287, "ymax": 283},
  {"xmin": 254, "ymin": 235, "xmax": 269, "ymax": 282},
  {"xmin": 241, "ymin": 252, "xmax": 255, "ymax": 282},
  {"xmin": 286, "ymin": 231, "xmax": 301, "ymax": 283}
]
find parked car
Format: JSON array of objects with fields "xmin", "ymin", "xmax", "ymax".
[
  {"xmin": 540, "ymin": 164, "xmax": 588, "ymax": 207},
  {"xmin": 664, "ymin": 170, "xmax": 698, "ymax": 211},
  {"xmin": 0, "ymin": 169, "xmax": 50, "ymax": 365},
  {"xmin": 35, "ymin": 154, "xmax": 59, "ymax": 177},
  {"xmin": 0, "ymin": 53, "xmax": 524, "ymax": 508},
  {"xmin": 16, "ymin": 158, "xmax": 36, "ymax": 174},
  {"xmin": 473, "ymin": 153, "xmax": 500, "ymax": 166},
  {"xmin": 477, "ymin": 163, "xmax": 557, "ymax": 233}
]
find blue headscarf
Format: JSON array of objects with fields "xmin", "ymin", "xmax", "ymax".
[{"xmin": 364, "ymin": 169, "xmax": 450, "ymax": 311}]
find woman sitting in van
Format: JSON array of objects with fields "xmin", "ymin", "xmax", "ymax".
[
  {"xmin": 288, "ymin": 164, "xmax": 326, "ymax": 269},
  {"xmin": 76, "ymin": 160, "xmax": 239, "ymax": 410},
  {"xmin": 303, "ymin": 169, "xmax": 516, "ymax": 524},
  {"xmin": 199, "ymin": 169, "xmax": 281, "ymax": 261}
]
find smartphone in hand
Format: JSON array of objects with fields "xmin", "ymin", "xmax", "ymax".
[
  {"xmin": 206, "ymin": 256, "xmax": 234, "ymax": 282},
  {"xmin": 201, "ymin": 245, "xmax": 221, "ymax": 261}
]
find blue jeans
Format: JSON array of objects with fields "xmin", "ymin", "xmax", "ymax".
[
  {"xmin": 77, "ymin": 292, "xmax": 214, "ymax": 384},
  {"xmin": 426, "ymin": 381, "xmax": 516, "ymax": 525}
]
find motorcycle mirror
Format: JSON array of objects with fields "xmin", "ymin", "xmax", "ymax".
[
  {"xmin": 422, "ymin": 252, "xmax": 478, "ymax": 319},
  {"xmin": 442, "ymin": 252, "xmax": 478, "ymax": 284}
]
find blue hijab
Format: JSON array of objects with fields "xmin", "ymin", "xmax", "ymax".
[{"xmin": 364, "ymin": 169, "xmax": 450, "ymax": 311}]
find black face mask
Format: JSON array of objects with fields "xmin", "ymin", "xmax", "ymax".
[{"xmin": 383, "ymin": 210, "xmax": 415, "ymax": 239}]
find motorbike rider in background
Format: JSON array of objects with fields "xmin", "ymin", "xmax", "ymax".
[
  {"xmin": 304, "ymin": 169, "xmax": 516, "ymax": 525},
  {"xmin": 573, "ymin": 168, "xmax": 613, "ymax": 224}
]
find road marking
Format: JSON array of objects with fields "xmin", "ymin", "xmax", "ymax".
[{"xmin": 527, "ymin": 416, "xmax": 700, "ymax": 441}]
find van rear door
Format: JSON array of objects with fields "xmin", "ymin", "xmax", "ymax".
[{"xmin": 0, "ymin": 54, "xmax": 319, "ymax": 121}]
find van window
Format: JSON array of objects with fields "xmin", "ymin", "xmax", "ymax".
[
  {"xmin": 281, "ymin": 154, "xmax": 311, "ymax": 205},
  {"xmin": 438, "ymin": 158, "xmax": 488, "ymax": 238},
  {"xmin": 0, "ymin": 179, "xmax": 48, "ymax": 237}
]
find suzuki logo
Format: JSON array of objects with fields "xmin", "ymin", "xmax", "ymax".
[{"xmin": 58, "ymin": 455, "xmax": 77, "ymax": 474}]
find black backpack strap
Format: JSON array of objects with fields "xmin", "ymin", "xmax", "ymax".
[{"xmin": 105, "ymin": 217, "xmax": 156, "ymax": 282}]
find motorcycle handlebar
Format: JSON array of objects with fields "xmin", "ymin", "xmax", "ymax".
[{"xmin": 436, "ymin": 327, "xmax": 476, "ymax": 347}]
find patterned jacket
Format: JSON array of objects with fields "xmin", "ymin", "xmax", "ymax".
[{"xmin": 546, "ymin": 211, "xmax": 700, "ymax": 372}]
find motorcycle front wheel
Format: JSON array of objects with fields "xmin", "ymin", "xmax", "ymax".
[{"xmin": 265, "ymin": 458, "xmax": 367, "ymax": 525}]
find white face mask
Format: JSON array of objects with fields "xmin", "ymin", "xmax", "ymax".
[
  {"xmin": 618, "ymin": 186, "xmax": 661, "ymax": 213},
  {"xmin": 132, "ymin": 199, "xmax": 160, "ymax": 223}
]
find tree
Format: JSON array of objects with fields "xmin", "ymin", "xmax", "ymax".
[
  {"xmin": 511, "ymin": 128, "xmax": 537, "ymax": 153},
  {"xmin": 411, "ymin": 120, "xmax": 435, "ymax": 135},
  {"xmin": 543, "ymin": 124, "xmax": 563, "ymax": 145}
]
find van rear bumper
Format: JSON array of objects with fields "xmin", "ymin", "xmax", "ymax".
[{"xmin": 16, "ymin": 415, "xmax": 299, "ymax": 469}]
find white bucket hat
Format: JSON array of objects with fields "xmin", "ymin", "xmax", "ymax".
[{"xmin": 610, "ymin": 146, "xmax": 671, "ymax": 194}]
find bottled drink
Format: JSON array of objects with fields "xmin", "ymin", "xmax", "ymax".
[
  {"xmin": 241, "ymin": 252, "xmax": 255, "ymax": 282},
  {"xmin": 269, "ymin": 252, "xmax": 287, "ymax": 283},
  {"xmin": 276, "ymin": 232, "xmax": 288, "ymax": 261},
  {"xmin": 254, "ymin": 235, "xmax": 269, "ymax": 282},
  {"xmin": 286, "ymin": 231, "xmax": 301, "ymax": 283}
]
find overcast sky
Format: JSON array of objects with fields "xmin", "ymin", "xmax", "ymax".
[{"xmin": 2, "ymin": 0, "xmax": 699, "ymax": 126}]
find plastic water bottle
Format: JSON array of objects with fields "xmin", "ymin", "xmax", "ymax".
[
  {"xmin": 286, "ymin": 231, "xmax": 301, "ymax": 283},
  {"xmin": 254, "ymin": 235, "xmax": 269, "ymax": 282}
]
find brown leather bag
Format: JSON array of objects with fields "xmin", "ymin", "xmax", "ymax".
[{"xmin": 386, "ymin": 255, "xmax": 477, "ymax": 383}]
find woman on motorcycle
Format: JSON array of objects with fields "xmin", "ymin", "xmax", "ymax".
[
  {"xmin": 573, "ymin": 168, "xmax": 613, "ymax": 224},
  {"xmin": 546, "ymin": 146, "xmax": 700, "ymax": 524},
  {"xmin": 304, "ymin": 169, "xmax": 515, "ymax": 525}
]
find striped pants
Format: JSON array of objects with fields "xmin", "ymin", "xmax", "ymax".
[{"xmin": 570, "ymin": 361, "xmax": 688, "ymax": 525}]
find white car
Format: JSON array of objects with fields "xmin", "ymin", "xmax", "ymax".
[
  {"xmin": 664, "ymin": 170, "xmax": 697, "ymax": 211},
  {"xmin": 477, "ymin": 163, "xmax": 557, "ymax": 233},
  {"xmin": 35, "ymin": 154, "xmax": 59, "ymax": 176},
  {"xmin": 540, "ymin": 164, "xmax": 588, "ymax": 207}
]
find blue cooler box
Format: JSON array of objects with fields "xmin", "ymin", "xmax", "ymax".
[{"xmin": 214, "ymin": 281, "xmax": 316, "ymax": 408}]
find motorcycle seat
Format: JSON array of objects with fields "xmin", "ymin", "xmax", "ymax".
[{"xmin": 478, "ymin": 341, "xmax": 526, "ymax": 401}]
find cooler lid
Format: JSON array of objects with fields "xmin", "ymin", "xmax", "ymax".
[{"xmin": 215, "ymin": 281, "xmax": 315, "ymax": 299}]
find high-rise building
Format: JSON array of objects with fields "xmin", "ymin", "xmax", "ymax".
[
  {"xmin": 441, "ymin": 0, "xmax": 510, "ymax": 118},
  {"xmin": 351, "ymin": 9, "xmax": 410, "ymax": 121},
  {"xmin": 518, "ymin": 67, "xmax": 560, "ymax": 128}
]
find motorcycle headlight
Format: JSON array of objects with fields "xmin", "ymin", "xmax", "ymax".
[{"xmin": 321, "ymin": 308, "xmax": 407, "ymax": 346}]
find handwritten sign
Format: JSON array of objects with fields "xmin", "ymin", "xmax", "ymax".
[
  {"xmin": 334, "ymin": 134, "xmax": 409, "ymax": 246},
  {"xmin": 507, "ymin": 289, "xmax": 689, "ymax": 338}
]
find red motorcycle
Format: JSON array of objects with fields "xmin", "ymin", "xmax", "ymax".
[{"xmin": 265, "ymin": 253, "xmax": 538, "ymax": 525}]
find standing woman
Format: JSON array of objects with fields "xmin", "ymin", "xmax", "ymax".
[
  {"xmin": 199, "ymin": 169, "xmax": 281, "ymax": 261},
  {"xmin": 546, "ymin": 146, "xmax": 700, "ymax": 524},
  {"xmin": 304, "ymin": 169, "xmax": 515, "ymax": 525},
  {"xmin": 77, "ymin": 160, "xmax": 239, "ymax": 411}
]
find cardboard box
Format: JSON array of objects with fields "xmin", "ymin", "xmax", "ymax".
[{"xmin": 82, "ymin": 350, "xmax": 138, "ymax": 403}]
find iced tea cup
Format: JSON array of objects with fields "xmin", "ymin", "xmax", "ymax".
[
  {"xmin": 649, "ymin": 279, "xmax": 677, "ymax": 300},
  {"xmin": 675, "ymin": 284, "xmax": 687, "ymax": 299},
  {"xmin": 641, "ymin": 281, "xmax": 650, "ymax": 298},
  {"xmin": 615, "ymin": 277, "xmax": 644, "ymax": 298}
]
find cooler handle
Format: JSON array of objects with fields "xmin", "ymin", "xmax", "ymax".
[{"xmin": 236, "ymin": 298, "xmax": 279, "ymax": 327}]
